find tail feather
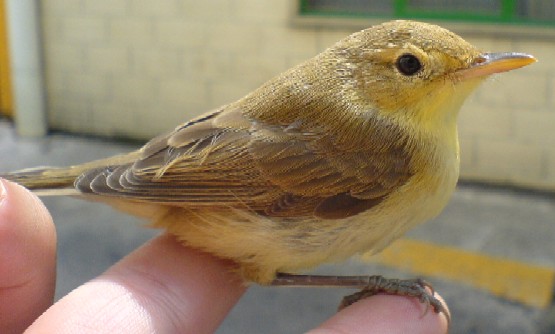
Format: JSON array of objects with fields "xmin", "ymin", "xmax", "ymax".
[
  {"xmin": 1, "ymin": 166, "xmax": 83, "ymax": 190},
  {"xmin": 1, "ymin": 151, "xmax": 141, "ymax": 194}
]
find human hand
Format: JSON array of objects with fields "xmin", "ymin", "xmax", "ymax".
[{"xmin": 0, "ymin": 179, "xmax": 448, "ymax": 333}]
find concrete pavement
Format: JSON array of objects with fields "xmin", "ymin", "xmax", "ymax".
[{"xmin": 1, "ymin": 120, "xmax": 554, "ymax": 333}]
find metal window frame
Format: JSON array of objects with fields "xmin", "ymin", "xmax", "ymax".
[{"xmin": 293, "ymin": 0, "xmax": 555, "ymax": 39}]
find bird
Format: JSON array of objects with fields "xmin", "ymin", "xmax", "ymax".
[{"xmin": 1, "ymin": 20, "xmax": 535, "ymax": 317}]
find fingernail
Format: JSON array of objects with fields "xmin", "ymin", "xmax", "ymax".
[{"xmin": 0, "ymin": 179, "xmax": 6, "ymax": 206}]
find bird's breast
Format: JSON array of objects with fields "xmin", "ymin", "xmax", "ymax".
[{"xmin": 353, "ymin": 130, "xmax": 461, "ymax": 253}]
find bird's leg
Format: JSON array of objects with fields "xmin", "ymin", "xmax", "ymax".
[{"xmin": 271, "ymin": 273, "xmax": 448, "ymax": 321}]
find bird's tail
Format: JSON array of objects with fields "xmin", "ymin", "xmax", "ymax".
[
  {"xmin": 1, "ymin": 151, "xmax": 141, "ymax": 196},
  {"xmin": 1, "ymin": 166, "xmax": 81, "ymax": 192}
]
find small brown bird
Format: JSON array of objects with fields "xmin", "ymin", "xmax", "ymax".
[{"xmin": 2, "ymin": 20, "xmax": 535, "ymax": 316}]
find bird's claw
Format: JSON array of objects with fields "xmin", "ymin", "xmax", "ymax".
[{"xmin": 338, "ymin": 276, "xmax": 449, "ymax": 323}]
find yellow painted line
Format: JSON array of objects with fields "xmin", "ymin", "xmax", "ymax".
[{"xmin": 361, "ymin": 238, "xmax": 555, "ymax": 309}]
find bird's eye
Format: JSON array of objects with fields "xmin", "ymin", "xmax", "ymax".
[{"xmin": 396, "ymin": 54, "xmax": 422, "ymax": 76}]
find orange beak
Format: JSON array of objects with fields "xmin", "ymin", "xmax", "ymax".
[{"xmin": 457, "ymin": 52, "xmax": 536, "ymax": 80}]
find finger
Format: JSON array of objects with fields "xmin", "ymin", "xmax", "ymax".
[
  {"xmin": 308, "ymin": 293, "xmax": 449, "ymax": 334},
  {"xmin": 27, "ymin": 234, "xmax": 246, "ymax": 333},
  {"xmin": 0, "ymin": 180, "xmax": 57, "ymax": 334}
]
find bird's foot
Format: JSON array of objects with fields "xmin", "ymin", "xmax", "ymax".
[
  {"xmin": 271, "ymin": 273, "xmax": 448, "ymax": 322},
  {"xmin": 338, "ymin": 275, "xmax": 448, "ymax": 322}
]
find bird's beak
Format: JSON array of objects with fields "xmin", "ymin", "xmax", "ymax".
[{"xmin": 456, "ymin": 52, "xmax": 536, "ymax": 80}]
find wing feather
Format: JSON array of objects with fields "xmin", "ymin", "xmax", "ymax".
[{"xmin": 75, "ymin": 105, "xmax": 414, "ymax": 219}]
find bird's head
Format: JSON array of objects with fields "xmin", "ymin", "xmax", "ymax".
[{"xmin": 327, "ymin": 20, "xmax": 536, "ymax": 131}]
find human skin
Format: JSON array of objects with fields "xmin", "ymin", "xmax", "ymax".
[{"xmin": 0, "ymin": 179, "xmax": 448, "ymax": 334}]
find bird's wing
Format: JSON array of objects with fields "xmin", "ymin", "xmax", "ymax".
[
  {"xmin": 76, "ymin": 107, "xmax": 413, "ymax": 219},
  {"xmin": 246, "ymin": 110, "xmax": 414, "ymax": 219}
]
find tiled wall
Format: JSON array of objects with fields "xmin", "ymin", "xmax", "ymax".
[{"xmin": 40, "ymin": 0, "xmax": 555, "ymax": 189}]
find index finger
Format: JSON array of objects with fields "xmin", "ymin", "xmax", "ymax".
[
  {"xmin": 309, "ymin": 293, "xmax": 449, "ymax": 334},
  {"xmin": 26, "ymin": 234, "xmax": 246, "ymax": 333}
]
